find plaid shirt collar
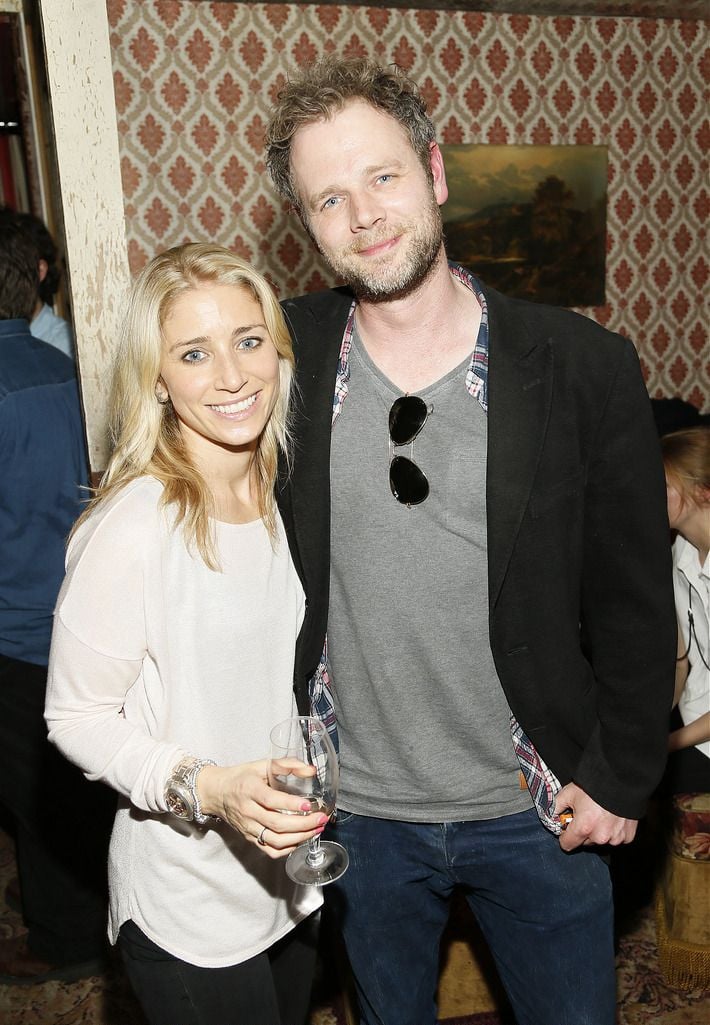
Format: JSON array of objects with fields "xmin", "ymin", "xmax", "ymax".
[{"xmin": 332, "ymin": 262, "xmax": 489, "ymax": 426}]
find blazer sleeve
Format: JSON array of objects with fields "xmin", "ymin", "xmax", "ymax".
[{"xmin": 573, "ymin": 338, "xmax": 676, "ymax": 817}]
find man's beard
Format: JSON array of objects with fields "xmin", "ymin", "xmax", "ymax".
[{"xmin": 313, "ymin": 197, "xmax": 444, "ymax": 303}]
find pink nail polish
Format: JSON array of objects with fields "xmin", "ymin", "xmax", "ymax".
[
  {"xmin": 300, "ymin": 802, "xmax": 312, "ymax": 812},
  {"xmin": 317, "ymin": 814, "xmax": 328, "ymax": 825}
]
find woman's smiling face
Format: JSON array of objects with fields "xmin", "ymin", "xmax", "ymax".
[{"xmin": 157, "ymin": 282, "xmax": 281, "ymax": 470}]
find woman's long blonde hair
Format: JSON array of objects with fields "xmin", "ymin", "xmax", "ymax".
[{"xmin": 80, "ymin": 243, "xmax": 295, "ymax": 568}]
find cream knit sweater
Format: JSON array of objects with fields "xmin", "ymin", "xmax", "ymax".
[{"xmin": 46, "ymin": 477, "xmax": 320, "ymax": 967}]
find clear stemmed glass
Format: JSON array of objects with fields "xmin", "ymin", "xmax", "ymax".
[{"xmin": 268, "ymin": 716, "xmax": 349, "ymax": 886}]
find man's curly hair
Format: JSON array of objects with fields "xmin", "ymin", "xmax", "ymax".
[{"xmin": 266, "ymin": 57, "xmax": 436, "ymax": 215}]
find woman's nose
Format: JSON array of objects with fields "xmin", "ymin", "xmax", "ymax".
[{"xmin": 216, "ymin": 353, "xmax": 247, "ymax": 391}]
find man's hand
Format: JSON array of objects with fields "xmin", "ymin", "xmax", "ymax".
[{"xmin": 554, "ymin": 783, "xmax": 638, "ymax": 852}]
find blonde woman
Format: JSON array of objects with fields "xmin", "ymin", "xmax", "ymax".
[
  {"xmin": 45, "ymin": 244, "xmax": 323, "ymax": 1025},
  {"xmin": 662, "ymin": 425, "xmax": 710, "ymax": 794}
]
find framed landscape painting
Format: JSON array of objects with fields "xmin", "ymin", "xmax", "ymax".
[{"xmin": 441, "ymin": 144, "xmax": 608, "ymax": 307}]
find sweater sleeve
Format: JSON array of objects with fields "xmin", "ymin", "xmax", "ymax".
[{"xmin": 45, "ymin": 482, "xmax": 186, "ymax": 813}]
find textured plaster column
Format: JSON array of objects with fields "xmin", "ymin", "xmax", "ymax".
[{"xmin": 39, "ymin": 0, "xmax": 129, "ymax": 473}]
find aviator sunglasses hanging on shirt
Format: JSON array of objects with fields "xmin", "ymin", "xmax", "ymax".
[{"xmin": 388, "ymin": 395, "xmax": 432, "ymax": 506}]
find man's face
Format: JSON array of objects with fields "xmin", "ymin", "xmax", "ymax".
[{"xmin": 289, "ymin": 99, "xmax": 447, "ymax": 302}]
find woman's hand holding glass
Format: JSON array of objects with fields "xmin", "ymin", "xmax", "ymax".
[
  {"xmin": 268, "ymin": 717, "xmax": 349, "ymax": 885},
  {"xmin": 196, "ymin": 761, "xmax": 328, "ymax": 859}
]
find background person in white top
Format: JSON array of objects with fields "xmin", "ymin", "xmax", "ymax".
[
  {"xmin": 662, "ymin": 426, "xmax": 710, "ymax": 792},
  {"xmin": 45, "ymin": 244, "xmax": 324, "ymax": 1025}
]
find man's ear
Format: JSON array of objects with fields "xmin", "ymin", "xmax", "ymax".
[
  {"xmin": 38, "ymin": 258, "xmax": 49, "ymax": 283},
  {"xmin": 429, "ymin": 142, "xmax": 449, "ymax": 207}
]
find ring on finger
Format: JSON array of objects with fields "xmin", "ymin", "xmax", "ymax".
[{"xmin": 257, "ymin": 826, "xmax": 268, "ymax": 846}]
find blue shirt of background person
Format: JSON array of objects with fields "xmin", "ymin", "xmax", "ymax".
[
  {"xmin": 0, "ymin": 244, "xmax": 87, "ymax": 666},
  {"xmin": 30, "ymin": 302, "xmax": 74, "ymax": 359}
]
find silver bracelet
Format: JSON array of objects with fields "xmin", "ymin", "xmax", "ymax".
[{"xmin": 164, "ymin": 757, "xmax": 217, "ymax": 825}]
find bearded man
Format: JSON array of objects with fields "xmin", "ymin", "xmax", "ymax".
[{"xmin": 266, "ymin": 57, "xmax": 675, "ymax": 1025}]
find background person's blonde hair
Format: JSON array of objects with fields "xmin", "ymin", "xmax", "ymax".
[
  {"xmin": 78, "ymin": 243, "xmax": 295, "ymax": 568},
  {"xmin": 661, "ymin": 426, "xmax": 710, "ymax": 509}
]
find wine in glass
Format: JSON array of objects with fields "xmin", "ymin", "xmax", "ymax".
[{"xmin": 268, "ymin": 716, "xmax": 349, "ymax": 886}]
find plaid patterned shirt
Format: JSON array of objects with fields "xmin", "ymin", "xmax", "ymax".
[{"xmin": 310, "ymin": 263, "xmax": 565, "ymax": 835}]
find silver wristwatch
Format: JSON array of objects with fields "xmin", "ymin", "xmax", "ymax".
[{"xmin": 164, "ymin": 757, "xmax": 215, "ymax": 824}]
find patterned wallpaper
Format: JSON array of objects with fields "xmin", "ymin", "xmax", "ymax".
[{"xmin": 108, "ymin": 1, "xmax": 709, "ymax": 410}]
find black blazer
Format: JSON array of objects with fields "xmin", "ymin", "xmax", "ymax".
[{"xmin": 278, "ymin": 284, "xmax": 676, "ymax": 819}]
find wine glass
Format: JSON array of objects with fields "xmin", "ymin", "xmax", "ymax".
[{"xmin": 268, "ymin": 716, "xmax": 349, "ymax": 886}]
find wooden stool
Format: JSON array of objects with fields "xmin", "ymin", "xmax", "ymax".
[{"xmin": 655, "ymin": 792, "xmax": 710, "ymax": 990}]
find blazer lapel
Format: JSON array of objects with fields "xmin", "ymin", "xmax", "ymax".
[
  {"xmin": 280, "ymin": 292, "xmax": 353, "ymax": 603},
  {"xmin": 486, "ymin": 289, "xmax": 554, "ymax": 610}
]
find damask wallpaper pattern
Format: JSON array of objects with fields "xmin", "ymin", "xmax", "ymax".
[{"xmin": 108, "ymin": 1, "xmax": 709, "ymax": 408}]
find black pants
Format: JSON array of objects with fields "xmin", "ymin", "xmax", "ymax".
[
  {"xmin": 119, "ymin": 914, "xmax": 319, "ymax": 1025},
  {"xmin": 659, "ymin": 706, "xmax": 710, "ymax": 795},
  {"xmin": 0, "ymin": 653, "xmax": 115, "ymax": 963}
]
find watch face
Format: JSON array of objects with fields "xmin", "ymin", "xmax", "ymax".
[{"xmin": 166, "ymin": 785, "xmax": 193, "ymax": 820}]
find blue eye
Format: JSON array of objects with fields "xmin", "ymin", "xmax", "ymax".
[
  {"xmin": 182, "ymin": 350, "xmax": 205, "ymax": 363},
  {"xmin": 322, "ymin": 196, "xmax": 339, "ymax": 211},
  {"xmin": 377, "ymin": 174, "xmax": 394, "ymax": 184},
  {"xmin": 238, "ymin": 336, "xmax": 262, "ymax": 351}
]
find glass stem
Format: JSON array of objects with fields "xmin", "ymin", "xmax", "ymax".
[{"xmin": 305, "ymin": 835, "xmax": 326, "ymax": 867}]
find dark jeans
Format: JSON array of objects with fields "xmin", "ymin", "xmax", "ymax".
[
  {"xmin": 326, "ymin": 807, "xmax": 616, "ymax": 1025},
  {"xmin": 0, "ymin": 653, "xmax": 115, "ymax": 964},
  {"xmin": 119, "ymin": 914, "xmax": 319, "ymax": 1025}
]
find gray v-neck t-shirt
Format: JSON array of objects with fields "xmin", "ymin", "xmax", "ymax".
[{"xmin": 328, "ymin": 328, "xmax": 531, "ymax": 821}]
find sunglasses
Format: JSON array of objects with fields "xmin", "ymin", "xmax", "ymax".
[{"xmin": 388, "ymin": 395, "xmax": 431, "ymax": 506}]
